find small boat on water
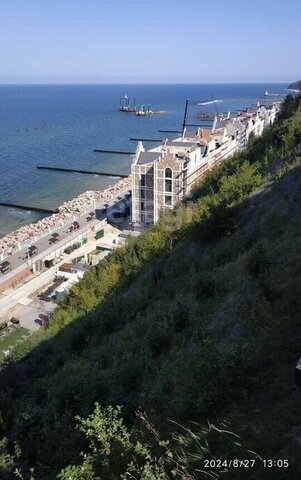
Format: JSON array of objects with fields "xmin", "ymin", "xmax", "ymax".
[
  {"xmin": 264, "ymin": 90, "xmax": 279, "ymax": 97},
  {"xmin": 136, "ymin": 105, "xmax": 153, "ymax": 116},
  {"xmin": 119, "ymin": 94, "xmax": 137, "ymax": 112}
]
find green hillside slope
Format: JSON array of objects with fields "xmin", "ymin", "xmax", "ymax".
[{"xmin": 0, "ymin": 95, "xmax": 301, "ymax": 480}]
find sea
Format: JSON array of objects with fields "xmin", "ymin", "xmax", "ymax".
[{"xmin": 0, "ymin": 83, "xmax": 288, "ymax": 239}]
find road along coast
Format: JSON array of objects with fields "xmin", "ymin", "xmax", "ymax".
[{"xmin": 0, "ymin": 176, "xmax": 131, "ymax": 261}]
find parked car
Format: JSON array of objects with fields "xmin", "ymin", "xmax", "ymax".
[
  {"xmin": 10, "ymin": 317, "xmax": 20, "ymax": 325},
  {"xmin": 38, "ymin": 313, "xmax": 49, "ymax": 326},
  {"xmin": 70, "ymin": 221, "xmax": 80, "ymax": 232},
  {"xmin": 29, "ymin": 245, "xmax": 38, "ymax": 256},
  {"xmin": 0, "ymin": 261, "xmax": 11, "ymax": 274},
  {"xmin": 49, "ymin": 233, "xmax": 60, "ymax": 244},
  {"xmin": 26, "ymin": 245, "xmax": 38, "ymax": 258}
]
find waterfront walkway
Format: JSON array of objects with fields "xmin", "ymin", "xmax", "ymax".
[
  {"xmin": 0, "ymin": 176, "xmax": 131, "ymax": 260},
  {"xmin": 0, "ymin": 186, "xmax": 131, "ymax": 292}
]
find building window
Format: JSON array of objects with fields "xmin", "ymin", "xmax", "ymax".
[
  {"xmin": 164, "ymin": 168, "xmax": 173, "ymax": 193},
  {"xmin": 141, "ymin": 189, "xmax": 145, "ymax": 199},
  {"xmin": 165, "ymin": 168, "xmax": 172, "ymax": 178},
  {"xmin": 165, "ymin": 195, "xmax": 172, "ymax": 206},
  {"xmin": 164, "ymin": 168, "xmax": 173, "ymax": 205},
  {"xmin": 141, "ymin": 201, "xmax": 145, "ymax": 211},
  {"xmin": 165, "ymin": 179, "xmax": 172, "ymax": 193},
  {"xmin": 141, "ymin": 174, "xmax": 146, "ymax": 187}
]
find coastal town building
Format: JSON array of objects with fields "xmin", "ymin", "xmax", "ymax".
[
  {"xmin": 131, "ymin": 101, "xmax": 281, "ymax": 227},
  {"xmin": 131, "ymin": 135, "xmax": 209, "ymax": 225}
]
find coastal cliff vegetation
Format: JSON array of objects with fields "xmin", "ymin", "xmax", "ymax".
[{"xmin": 0, "ymin": 95, "xmax": 301, "ymax": 479}]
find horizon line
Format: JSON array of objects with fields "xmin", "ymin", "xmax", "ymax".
[{"xmin": 0, "ymin": 81, "xmax": 292, "ymax": 86}]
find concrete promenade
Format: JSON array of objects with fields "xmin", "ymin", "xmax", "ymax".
[{"xmin": 0, "ymin": 186, "xmax": 131, "ymax": 293}]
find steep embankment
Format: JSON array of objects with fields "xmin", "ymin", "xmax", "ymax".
[{"xmin": 0, "ymin": 95, "xmax": 301, "ymax": 479}]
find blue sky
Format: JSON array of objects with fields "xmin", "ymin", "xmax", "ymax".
[{"xmin": 0, "ymin": 0, "xmax": 299, "ymax": 84}]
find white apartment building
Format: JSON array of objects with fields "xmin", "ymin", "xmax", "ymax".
[{"xmin": 131, "ymin": 101, "xmax": 281, "ymax": 227}]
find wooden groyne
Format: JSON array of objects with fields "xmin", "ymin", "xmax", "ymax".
[
  {"xmin": 93, "ymin": 149, "xmax": 134, "ymax": 155},
  {"xmin": 37, "ymin": 165, "xmax": 128, "ymax": 178},
  {"xmin": 0, "ymin": 202, "xmax": 59, "ymax": 214},
  {"xmin": 129, "ymin": 138, "xmax": 163, "ymax": 142},
  {"xmin": 158, "ymin": 130, "xmax": 182, "ymax": 134}
]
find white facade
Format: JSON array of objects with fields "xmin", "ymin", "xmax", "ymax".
[{"xmin": 131, "ymin": 101, "xmax": 281, "ymax": 227}]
